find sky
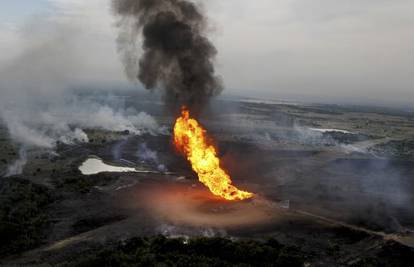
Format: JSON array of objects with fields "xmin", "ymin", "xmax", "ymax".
[
  {"xmin": 0, "ymin": 0, "xmax": 413, "ymax": 107},
  {"xmin": 0, "ymin": 0, "xmax": 50, "ymax": 23}
]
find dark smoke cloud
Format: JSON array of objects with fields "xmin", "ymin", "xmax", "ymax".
[{"xmin": 112, "ymin": 0, "xmax": 222, "ymax": 112}]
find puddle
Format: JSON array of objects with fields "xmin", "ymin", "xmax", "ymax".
[{"xmin": 79, "ymin": 158, "xmax": 138, "ymax": 175}]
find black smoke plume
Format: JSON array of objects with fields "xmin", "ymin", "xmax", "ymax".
[{"xmin": 112, "ymin": 0, "xmax": 222, "ymax": 112}]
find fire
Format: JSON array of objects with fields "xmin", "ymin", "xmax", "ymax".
[{"xmin": 173, "ymin": 107, "xmax": 254, "ymax": 201}]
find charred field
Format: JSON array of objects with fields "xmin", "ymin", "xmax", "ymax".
[{"xmin": 1, "ymin": 93, "xmax": 414, "ymax": 266}]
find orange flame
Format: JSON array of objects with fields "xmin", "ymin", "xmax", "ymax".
[{"xmin": 173, "ymin": 107, "xmax": 254, "ymax": 201}]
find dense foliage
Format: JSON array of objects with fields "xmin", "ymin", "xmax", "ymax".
[
  {"xmin": 0, "ymin": 177, "xmax": 52, "ymax": 256},
  {"xmin": 61, "ymin": 236, "xmax": 305, "ymax": 267}
]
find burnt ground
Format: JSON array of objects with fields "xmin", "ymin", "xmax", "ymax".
[{"xmin": 1, "ymin": 96, "xmax": 414, "ymax": 266}]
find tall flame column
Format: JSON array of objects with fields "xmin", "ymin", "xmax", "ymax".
[{"xmin": 173, "ymin": 107, "xmax": 253, "ymax": 201}]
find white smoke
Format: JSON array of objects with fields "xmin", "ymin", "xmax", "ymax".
[
  {"xmin": 0, "ymin": 95, "xmax": 165, "ymax": 149},
  {"xmin": 67, "ymin": 104, "xmax": 159, "ymax": 135},
  {"xmin": 0, "ymin": 1, "xmax": 163, "ymax": 150},
  {"xmin": 5, "ymin": 147, "xmax": 28, "ymax": 177},
  {"xmin": 137, "ymin": 143, "xmax": 168, "ymax": 172},
  {"xmin": 1, "ymin": 107, "xmax": 90, "ymax": 149},
  {"xmin": 156, "ymin": 224, "xmax": 227, "ymax": 239}
]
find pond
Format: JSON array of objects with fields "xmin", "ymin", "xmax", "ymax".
[{"xmin": 79, "ymin": 158, "xmax": 138, "ymax": 175}]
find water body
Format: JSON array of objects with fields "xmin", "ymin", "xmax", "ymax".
[
  {"xmin": 79, "ymin": 158, "xmax": 138, "ymax": 175},
  {"xmin": 309, "ymin": 128, "xmax": 352, "ymax": 134}
]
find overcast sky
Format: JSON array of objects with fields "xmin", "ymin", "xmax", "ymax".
[{"xmin": 0, "ymin": 0, "xmax": 413, "ymax": 106}]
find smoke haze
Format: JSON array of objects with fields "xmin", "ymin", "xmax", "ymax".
[
  {"xmin": 5, "ymin": 147, "xmax": 27, "ymax": 177},
  {"xmin": 0, "ymin": 5, "xmax": 163, "ymax": 150}
]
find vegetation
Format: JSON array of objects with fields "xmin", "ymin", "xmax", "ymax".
[
  {"xmin": 350, "ymin": 241, "xmax": 414, "ymax": 267},
  {"xmin": 0, "ymin": 135, "xmax": 18, "ymax": 175},
  {"xmin": 53, "ymin": 170, "xmax": 118, "ymax": 194},
  {"xmin": 0, "ymin": 177, "xmax": 53, "ymax": 257},
  {"xmin": 370, "ymin": 140, "xmax": 414, "ymax": 159},
  {"xmin": 322, "ymin": 131, "xmax": 372, "ymax": 144},
  {"xmin": 61, "ymin": 236, "xmax": 305, "ymax": 267}
]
